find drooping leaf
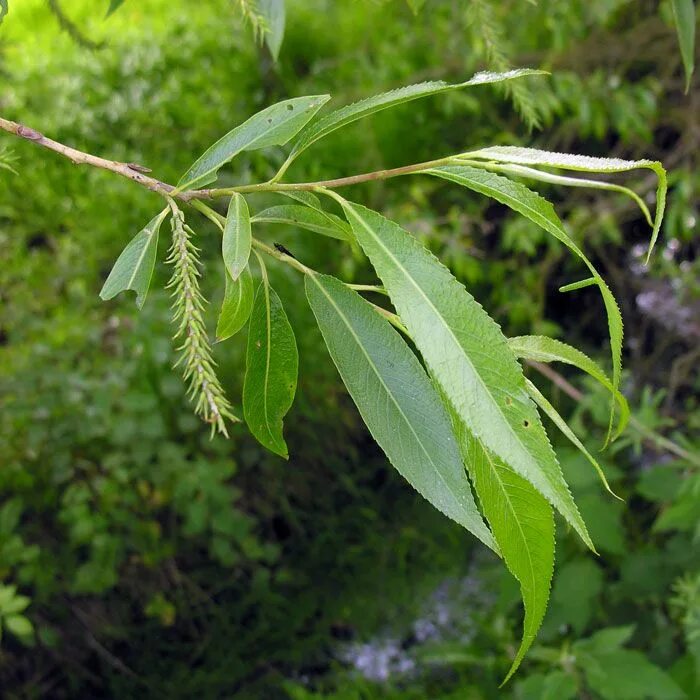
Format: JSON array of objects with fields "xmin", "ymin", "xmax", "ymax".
[
  {"xmin": 253, "ymin": 204, "xmax": 351, "ymax": 240},
  {"xmin": 424, "ymin": 165, "xmax": 623, "ymax": 442},
  {"xmin": 106, "ymin": 0, "xmax": 126, "ymax": 17},
  {"xmin": 258, "ymin": 0, "xmax": 285, "ymax": 61},
  {"xmin": 525, "ymin": 378, "xmax": 618, "ymax": 498},
  {"xmin": 405, "ymin": 0, "xmax": 426, "ymax": 14},
  {"xmin": 216, "ymin": 266, "xmax": 254, "ymax": 342},
  {"xmin": 287, "ymin": 69, "xmax": 544, "ymax": 161},
  {"xmin": 306, "ymin": 272, "xmax": 497, "ymax": 551},
  {"xmin": 457, "ymin": 424, "xmax": 554, "ymax": 684},
  {"xmin": 340, "ymin": 200, "xmax": 592, "ymax": 549},
  {"xmin": 0, "ymin": 0, "xmax": 8, "ymax": 24},
  {"xmin": 222, "ymin": 192, "xmax": 251, "ymax": 281},
  {"xmin": 465, "ymin": 161, "xmax": 652, "ymax": 226},
  {"xmin": 99, "ymin": 209, "xmax": 168, "ymax": 308},
  {"xmin": 672, "ymin": 0, "xmax": 696, "ymax": 93},
  {"xmin": 177, "ymin": 94, "xmax": 330, "ymax": 191},
  {"xmin": 507, "ymin": 335, "xmax": 630, "ymax": 438},
  {"xmin": 243, "ymin": 277, "xmax": 298, "ymax": 458},
  {"xmin": 462, "ymin": 146, "xmax": 667, "ymax": 261}
]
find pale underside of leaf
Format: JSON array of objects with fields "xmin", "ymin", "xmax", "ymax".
[
  {"xmin": 306, "ymin": 272, "xmax": 497, "ymax": 552},
  {"xmin": 508, "ymin": 335, "xmax": 630, "ymax": 439},
  {"xmin": 99, "ymin": 209, "xmax": 168, "ymax": 308},
  {"xmin": 340, "ymin": 200, "xmax": 592, "ymax": 549},
  {"xmin": 457, "ymin": 423, "xmax": 554, "ymax": 684},
  {"xmin": 424, "ymin": 164, "xmax": 624, "ymax": 443},
  {"xmin": 672, "ymin": 0, "xmax": 696, "ymax": 93},
  {"xmin": 258, "ymin": 0, "xmax": 285, "ymax": 61},
  {"xmin": 253, "ymin": 204, "xmax": 351, "ymax": 240},
  {"xmin": 216, "ymin": 266, "xmax": 254, "ymax": 342},
  {"xmin": 222, "ymin": 192, "xmax": 252, "ymax": 281},
  {"xmin": 463, "ymin": 146, "xmax": 667, "ymax": 262},
  {"xmin": 288, "ymin": 69, "xmax": 544, "ymax": 160},
  {"xmin": 178, "ymin": 94, "xmax": 331, "ymax": 191},
  {"xmin": 243, "ymin": 279, "xmax": 298, "ymax": 458}
]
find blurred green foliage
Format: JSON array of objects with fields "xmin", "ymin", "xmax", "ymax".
[{"xmin": 0, "ymin": 0, "xmax": 698, "ymax": 698}]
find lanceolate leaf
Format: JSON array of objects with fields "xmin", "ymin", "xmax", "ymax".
[
  {"xmin": 507, "ymin": 335, "xmax": 630, "ymax": 439},
  {"xmin": 463, "ymin": 146, "xmax": 667, "ymax": 261},
  {"xmin": 340, "ymin": 200, "xmax": 592, "ymax": 549},
  {"xmin": 287, "ymin": 69, "xmax": 543, "ymax": 161},
  {"xmin": 243, "ymin": 277, "xmax": 298, "ymax": 458},
  {"xmin": 253, "ymin": 204, "xmax": 351, "ymax": 240},
  {"xmin": 457, "ymin": 423, "xmax": 554, "ymax": 684},
  {"xmin": 672, "ymin": 0, "xmax": 696, "ymax": 93},
  {"xmin": 106, "ymin": 0, "xmax": 126, "ymax": 17},
  {"xmin": 222, "ymin": 193, "xmax": 252, "ymax": 281},
  {"xmin": 99, "ymin": 209, "xmax": 168, "ymax": 308},
  {"xmin": 525, "ymin": 378, "xmax": 618, "ymax": 498},
  {"xmin": 425, "ymin": 165, "xmax": 623, "ymax": 442},
  {"xmin": 177, "ymin": 94, "xmax": 330, "ymax": 191},
  {"xmin": 258, "ymin": 0, "xmax": 285, "ymax": 61},
  {"xmin": 306, "ymin": 273, "xmax": 497, "ymax": 551},
  {"xmin": 216, "ymin": 266, "xmax": 254, "ymax": 342}
]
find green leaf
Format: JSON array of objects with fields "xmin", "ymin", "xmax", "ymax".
[
  {"xmin": 0, "ymin": 0, "xmax": 8, "ymax": 24},
  {"xmin": 258, "ymin": 0, "xmax": 285, "ymax": 61},
  {"xmin": 548, "ymin": 558, "xmax": 603, "ymax": 634},
  {"xmin": 425, "ymin": 165, "xmax": 624, "ymax": 443},
  {"xmin": 99, "ymin": 209, "xmax": 168, "ymax": 309},
  {"xmin": 305, "ymin": 273, "xmax": 496, "ymax": 551},
  {"xmin": 463, "ymin": 146, "xmax": 667, "ymax": 262},
  {"xmin": 253, "ymin": 204, "xmax": 351, "ymax": 240},
  {"xmin": 222, "ymin": 193, "xmax": 251, "ymax": 281},
  {"xmin": 177, "ymin": 94, "xmax": 331, "ymax": 191},
  {"xmin": 243, "ymin": 276, "xmax": 298, "ymax": 458},
  {"xmin": 457, "ymin": 427, "xmax": 553, "ymax": 683},
  {"xmin": 288, "ymin": 69, "xmax": 544, "ymax": 161},
  {"xmin": 580, "ymin": 649, "xmax": 686, "ymax": 700},
  {"xmin": 106, "ymin": 0, "xmax": 126, "ymax": 17},
  {"xmin": 4, "ymin": 614, "xmax": 33, "ymax": 639},
  {"xmin": 216, "ymin": 266, "xmax": 254, "ymax": 342},
  {"xmin": 672, "ymin": 0, "xmax": 696, "ymax": 93},
  {"xmin": 508, "ymin": 335, "xmax": 630, "ymax": 439},
  {"xmin": 405, "ymin": 0, "xmax": 426, "ymax": 14},
  {"xmin": 575, "ymin": 625, "xmax": 636, "ymax": 653},
  {"xmin": 340, "ymin": 200, "xmax": 592, "ymax": 550}
]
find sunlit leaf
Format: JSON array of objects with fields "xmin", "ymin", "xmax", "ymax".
[
  {"xmin": 287, "ymin": 69, "xmax": 544, "ymax": 162},
  {"xmin": 216, "ymin": 266, "xmax": 254, "ymax": 342},
  {"xmin": 106, "ymin": 0, "xmax": 126, "ymax": 17},
  {"xmin": 253, "ymin": 204, "xmax": 351, "ymax": 240},
  {"xmin": 340, "ymin": 200, "xmax": 592, "ymax": 549},
  {"xmin": 425, "ymin": 165, "xmax": 624, "ymax": 443},
  {"xmin": 99, "ymin": 209, "xmax": 168, "ymax": 308},
  {"xmin": 306, "ymin": 272, "xmax": 497, "ymax": 551},
  {"xmin": 177, "ymin": 94, "xmax": 330, "ymax": 191},
  {"xmin": 243, "ymin": 276, "xmax": 298, "ymax": 458},
  {"xmin": 222, "ymin": 192, "xmax": 251, "ymax": 281},
  {"xmin": 457, "ymin": 424, "xmax": 554, "ymax": 684}
]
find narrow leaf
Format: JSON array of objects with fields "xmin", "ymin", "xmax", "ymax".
[
  {"xmin": 306, "ymin": 273, "xmax": 497, "ymax": 551},
  {"xmin": 0, "ymin": 0, "xmax": 7, "ymax": 24},
  {"xmin": 424, "ymin": 165, "xmax": 624, "ymax": 443},
  {"xmin": 106, "ymin": 0, "xmax": 126, "ymax": 17},
  {"xmin": 216, "ymin": 266, "xmax": 254, "ymax": 342},
  {"xmin": 222, "ymin": 193, "xmax": 251, "ymax": 281},
  {"xmin": 99, "ymin": 209, "xmax": 168, "ymax": 308},
  {"xmin": 507, "ymin": 335, "xmax": 630, "ymax": 439},
  {"xmin": 340, "ymin": 200, "xmax": 592, "ymax": 549},
  {"xmin": 525, "ymin": 378, "xmax": 619, "ymax": 498},
  {"xmin": 458, "ymin": 425, "xmax": 554, "ymax": 684},
  {"xmin": 253, "ymin": 204, "xmax": 351, "ymax": 240},
  {"xmin": 243, "ymin": 279, "xmax": 298, "ymax": 457},
  {"xmin": 178, "ymin": 94, "xmax": 331, "ymax": 191},
  {"xmin": 463, "ymin": 146, "xmax": 667, "ymax": 261},
  {"xmin": 288, "ymin": 70, "xmax": 544, "ymax": 160},
  {"xmin": 672, "ymin": 0, "xmax": 696, "ymax": 93},
  {"xmin": 258, "ymin": 0, "xmax": 285, "ymax": 61}
]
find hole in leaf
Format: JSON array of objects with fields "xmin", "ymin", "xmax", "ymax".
[
  {"xmin": 505, "ymin": 396, "xmax": 513, "ymax": 406},
  {"xmin": 287, "ymin": 104, "xmax": 294, "ymax": 111},
  {"xmin": 523, "ymin": 419, "xmax": 530, "ymax": 428}
]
